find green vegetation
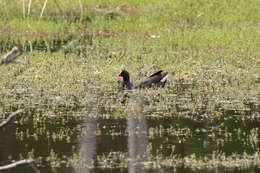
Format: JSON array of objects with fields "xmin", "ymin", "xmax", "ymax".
[{"xmin": 0, "ymin": 0, "xmax": 259, "ymax": 172}]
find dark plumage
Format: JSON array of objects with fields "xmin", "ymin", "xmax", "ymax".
[
  {"xmin": 118, "ymin": 70, "xmax": 133, "ymax": 89},
  {"xmin": 118, "ymin": 70, "xmax": 168, "ymax": 89}
]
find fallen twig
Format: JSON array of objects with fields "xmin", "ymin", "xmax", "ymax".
[
  {"xmin": 0, "ymin": 159, "xmax": 34, "ymax": 171},
  {"xmin": 0, "ymin": 47, "xmax": 22, "ymax": 65},
  {"xmin": 0, "ymin": 109, "xmax": 23, "ymax": 128}
]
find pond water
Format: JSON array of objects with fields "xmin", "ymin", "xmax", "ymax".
[{"xmin": 0, "ymin": 88, "xmax": 259, "ymax": 173}]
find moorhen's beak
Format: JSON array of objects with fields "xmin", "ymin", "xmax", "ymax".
[{"xmin": 118, "ymin": 71, "xmax": 122, "ymax": 77}]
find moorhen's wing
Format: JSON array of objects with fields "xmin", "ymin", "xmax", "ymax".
[
  {"xmin": 148, "ymin": 70, "xmax": 164, "ymax": 77},
  {"xmin": 134, "ymin": 70, "xmax": 168, "ymax": 88}
]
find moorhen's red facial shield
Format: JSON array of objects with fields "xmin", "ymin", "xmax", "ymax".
[{"xmin": 118, "ymin": 71, "xmax": 123, "ymax": 77}]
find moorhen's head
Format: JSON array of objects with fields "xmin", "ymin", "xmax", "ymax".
[
  {"xmin": 118, "ymin": 70, "xmax": 132, "ymax": 89},
  {"xmin": 118, "ymin": 70, "xmax": 130, "ymax": 80}
]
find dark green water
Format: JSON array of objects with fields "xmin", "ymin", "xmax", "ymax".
[{"xmin": 0, "ymin": 108, "xmax": 259, "ymax": 173}]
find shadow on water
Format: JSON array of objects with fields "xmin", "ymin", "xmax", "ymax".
[{"xmin": 0, "ymin": 90, "xmax": 259, "ymax": 173}]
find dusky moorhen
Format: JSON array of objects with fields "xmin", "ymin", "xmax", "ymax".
[{"xmin": 118, "ymin": 70, "xmax": 168, "ymax": 89}]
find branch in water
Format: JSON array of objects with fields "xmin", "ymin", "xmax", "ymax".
[
  {"xmin": 0, "ymin": 47, "xmax": 22, "ymax": 65},
  {"xmin": 0, "ymin": 109, "xmax": 23, "ymax": 128},
  {"xmin": 0, "ymin": 159, "xmax": 34, "ymax": 171}
]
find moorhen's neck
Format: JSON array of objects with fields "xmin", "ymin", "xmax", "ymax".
[
  {"xmin": 123, "ymin": 74, "xmax": 130, "ymax": 83},
  {"xmin": 123, "ymin": 76, "xmax": 132, "ymax": 88}
]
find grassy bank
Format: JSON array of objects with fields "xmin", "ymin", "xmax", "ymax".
[{"xmin": 0, "ymin": 0, "xmax": 259, "ymax": 104}]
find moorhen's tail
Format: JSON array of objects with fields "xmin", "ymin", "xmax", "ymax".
[{"xmin": 158, "ymin": 71, "xmax": 168, "ymax": 87}]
